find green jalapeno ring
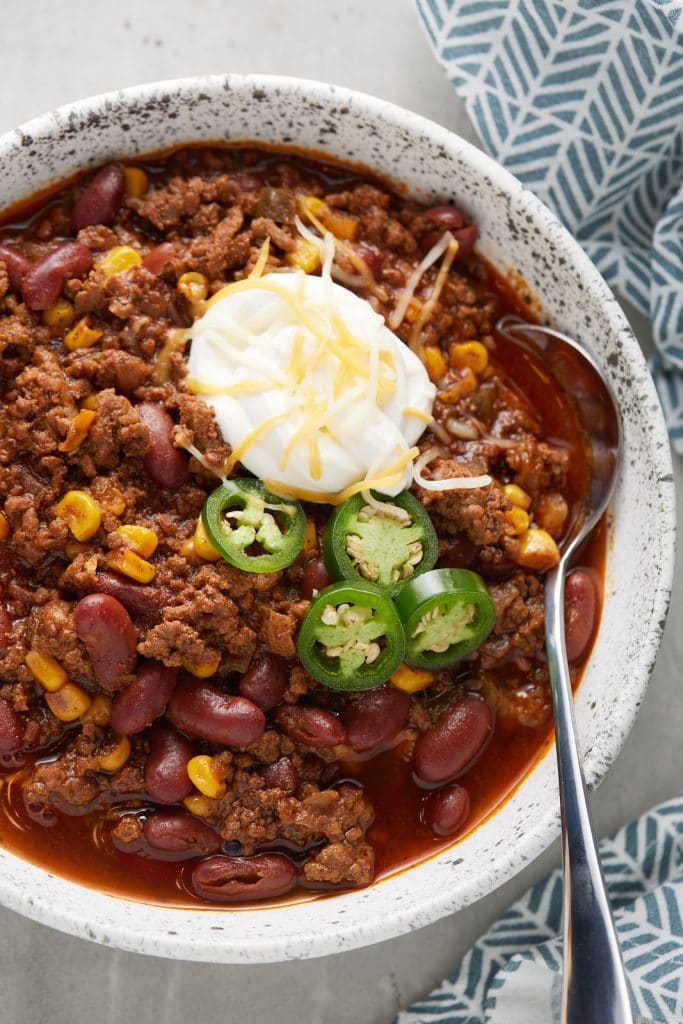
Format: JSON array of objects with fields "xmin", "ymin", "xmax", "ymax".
[
  {"xmin": 323, "ymin": 490, "xmax": 439, "ymax": 596},
  {"xmin": 297, "ymin": 580, "xmax": 406, "ymax": 691},
  {"xmin": 394, "ymin": 568, "xmax": 496, "ymax": 670},
  {"xmin": 202, "ymin": 478, "xmax": 306, "ymax": 573}
]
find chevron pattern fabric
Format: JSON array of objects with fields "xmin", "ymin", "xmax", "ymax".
[
  {"xmin": 397, "ymin": 794, "xmax": 683, "ymax": 1022},
  {"xmin": 415, "ymin": 0, "xmax": 683, "ymax": 452}
]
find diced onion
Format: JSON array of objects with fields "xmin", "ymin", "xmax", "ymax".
[
  {"xmin": 446, "ymin": 418, "xmax": 481, "ymax": 440},
  {"xmin": 413, "ymin": 446, "xmax": 491, "ymax": 491}
]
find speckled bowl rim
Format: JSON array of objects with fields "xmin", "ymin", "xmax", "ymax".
[{"xmin": 0, "ymin": 74, "xmax": 675, "ymax": 963}]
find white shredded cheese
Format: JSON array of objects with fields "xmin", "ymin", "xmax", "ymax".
[{"xmin": 413, "ymin": 447, "xmax": 492, "ymax": 491}]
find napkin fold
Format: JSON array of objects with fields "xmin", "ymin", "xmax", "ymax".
[
  {"xmin": 415, "ymin": 0, "xmax": 683, "ymax": 450},
  {"xmin": 397, "ymin": 793, "xmax": 683, "ymax": 1023}
]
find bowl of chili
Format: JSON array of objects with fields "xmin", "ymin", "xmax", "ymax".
[{"xmin": 0, "ymin": 74, "xmax": 674, "ymax": 962}]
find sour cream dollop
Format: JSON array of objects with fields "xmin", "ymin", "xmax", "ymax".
[{"xmin": 186, "ymin": 270, "xmax": 435, "ymax": 502}]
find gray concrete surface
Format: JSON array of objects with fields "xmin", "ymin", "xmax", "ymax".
[{"xmin": 0, "ymin": 2, "xmax": 679, "ymax": 1022}]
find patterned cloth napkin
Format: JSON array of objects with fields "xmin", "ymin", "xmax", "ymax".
[
  {"xmin": 414, "ymin": 0, "xmax": 683, "ymax": 451},
  {"xmin": 397, "ymin": 794, "xmax": 683, "ymax": 1022}
]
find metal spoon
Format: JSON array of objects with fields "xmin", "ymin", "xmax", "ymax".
[{"xmin": 496, "ymin": 314, "xmax": 633, "ymax": 1024}]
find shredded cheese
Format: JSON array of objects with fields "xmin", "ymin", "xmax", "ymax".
[
  {"xmin": 388, "ymin": 232, "xmax": 454, "ymax": 331},
  {"xmin": 408, "ymin": 238, "xmax": 459, "ymax": 353},
  {"xmin": 413, "ymin": 447, "xmax": 492, "ymax": 491}
]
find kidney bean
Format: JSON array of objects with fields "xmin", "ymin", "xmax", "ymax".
[
  {"xmin": 143, "ymin": 809, "xmax": 220, "ymax": 858},
  {"xmin": 110, "ymin": 661, "xmax": 177, "ymax": 735},
  {"xmin": 565, "ymin": 569, "xmax": 599, "ymax": 665},
  {"xmin": 192, "ymin": 853, "xmax": 296, "ymax": 903},
  {"xmin": 0, "ymin": 698, "xmax": 23, "ymax": 754},
  {"xmin": 261, "ymin": 757, "xmax": 299, "ymax": 794},
  {"xmin": 413, "ymin": 695, "xmax": 492, "ymax": 785},
  {"xmin": 276, "ymin": 705, "xmax": 346, "ymax": 748},
  {"xmin": 168, "ymin": 678, "xmax": 265, "ymax": 747},
  {"xmin": 423, "ymin": 783, "xmax": 471, "ymax": 837},
  {"xmin": 143, "ymin": 242, "xmax": 175, "ymax": 275},
  {"xmin": 138, "ymin": 403, "xmax": 190, "ymax": 490},
  {"xmin": 424, "ymin": 205, "xmax": 466, "ymax": 230},
  {"xmin": 72, "ymin": 164, "xmax": 125, "ymax": 231},
  {"xmin": 0, "ymin": 244, "xmax": 31, "ymax": 293},
  {"xmin": 452, "ymin": 225, "xmax": 478, "ymax": 260},
  {"xmin": 301, "ymin": 557, "xmax": 331, "ymax": 600},
  {"xmin": 92, "ymin": 571, "xmax": 168, "ymax": 622},
  {"xmin": 22, "ymin": 241, "xmax": 92, "ymax": 311},
  {"xmin": 343, "ymin": 685, "xmax": 411, "ymax": 752},
  {"xmin": 356, "ymin": 241, "xmax": 382, "ymax": 277},
  {"xmin": 144, "ymin": 723, "xmax": 195, "ymax": 804},
  {"xmin": 238, "ymin": 652, "xmax": 287, "ymax": 712},
  {"xmin": 73, "ymin": 593, "xmax": 137, "ymax": 692},
  {"xmin": 0, "ymin": 608, "xmax": 12, "ymax": 649}
]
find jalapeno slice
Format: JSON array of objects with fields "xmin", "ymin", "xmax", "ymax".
[
  {"xmin": 297, "ymin": 581, "xmax": 406, "ymax": 691},
  {"xmin": 323, "ymin": 491, "xmax": 438, "ymax": 596},
  {"xmin": 202, "ymin": 479, "xmax": 306, "ymax": 572},
  {"xmin": 394, "ymin": 568, "xmax": 495, "ymax": 669}
]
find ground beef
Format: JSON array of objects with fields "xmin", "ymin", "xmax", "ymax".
[
  {"xmin": 416, "ymin": 457, "xmax": 513, "ymax": 547},
  {"xmin": 479, "ymin": 572, "xmax": 546, "ymax": 667}
]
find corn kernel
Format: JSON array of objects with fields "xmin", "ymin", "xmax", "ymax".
[
  {"xmin": 517, "ymin": 528, "xmax": 560, "ymax": 571},
  {"xmin": 56, "ymin": 490, "xmax": 101, "ymax": 541},
  {"xmin": 301, "ymin": 195, "xmax": 326, "ymax": 218},
  {"xmin": 97, "ymin": 245, "xmax": 142, "ymax": 278},
  {"xmin": 65, "ymin": 541, "xmax": 88, "ymax": 559},
  {"xmin": 390, "ymin": 663, "xmax": 434, "ymax": 694},
  {"xmin": 80, "ymin": 393, "xmax": 99, "ymax": 411},
  {"xmin": 193, "ymin": 517, "xmax": 221, "ymax": 562},
  {"xmin": 58, "ymin": 408, "xmax": 96, "ymax": 454},
  {"xmin": 321, "ymin": 209, "xmax": 358, "ymax": 241},
  {"xmin": 81, "ymin": 693, "xmax": 112, "ymax": 726},
  {"xmin": 404, "ymin": 296, "xmax": 423, "ymax": 324},
  {"xmin": 115, "ymin": 525, "xmax": 159, "ymax": 558},
  {"xmin": 108, "ymin": 549, "xmax": 156, "ymax": 583},
  {"xmin": 177, "ymin": 272, "xmax": 208, "ymax": 305},
  {"xmin": 503, "ymin": 483, "xmax": 532, "ymax": 510},
  {"xmin": 449, "ymin": 341, "xmax": 489, "ymax": 375},
  {"xmin": 183, "ymin": 794, "xmax": 216, "ymax": 817},
  {"xmin": 187, "ymin": 755, "xmax": 227, "ymax": 799},
  {"xmin": 423, "ymin": 346, "xmax": 448, "ymax": 383},
  {"xmin": 42, "ymin": 298, "xmax": 74, "ymax": 332},
  {"xmin": 180, "ymin": 537, "xmax": 196, "ymax": 560},
  {"xmin": 25, "ymin": 650, "xmax": 67, "ymax": 692},
  {"xmin": 64, "ymin": 316, "xmax": 103, "ymax": 352},
  {"xmin": 46, "ymin": 682, "xmax": 92, "ymax": 722},
  {"xmin": 440, "ymin": 368, "xmax": 477, "ymax": 404},
  {"xmin": 506, "ymin": 506, "xmax": 531, "ymax": 536},
  {"xmin": 286, "ymin": 238, "xmax": 321, "ymax": 274},
  {"xmin": 123, "ymin": 166, "xmax": 149, "ymax": 197},
  {"xmin": 0, "ymin": 512, "xmax": 9, "ymax": 541},
  {"xmin": 181, "ymin": 656, "xmax": 221, "ymax": 678},
  {"xmin": 98, "ymin": 734, "xmax": 131, "ymax": 772}
]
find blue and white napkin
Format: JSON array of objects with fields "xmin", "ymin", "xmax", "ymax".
[
  {"xmin": 397, "ymin": 793, "xmax": 683, "ymax": 1022},
  {"xmin": 415, "ymin": 0, "xmax": 683, "ymax": 450}
]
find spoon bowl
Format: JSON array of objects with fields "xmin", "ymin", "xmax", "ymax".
[{"xmin": 496, "ymin": 314, "xmax": 632, "ymax": 1024}]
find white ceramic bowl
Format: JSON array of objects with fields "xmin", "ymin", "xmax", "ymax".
[{"xmin": 0, "ymin": 75, "xmax": 675, "ymax": 962}]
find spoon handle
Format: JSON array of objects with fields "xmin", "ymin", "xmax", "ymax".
[{"xmin": 545, "ymin": 565, "xmax": 635, "ymax": 1024}]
